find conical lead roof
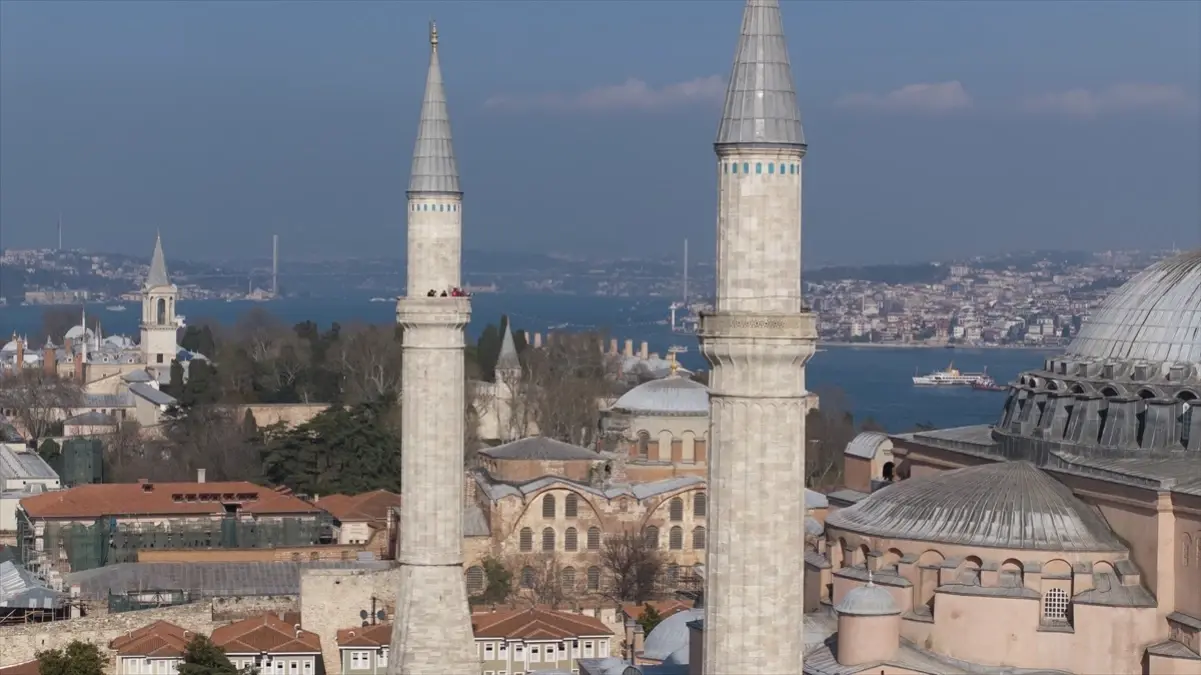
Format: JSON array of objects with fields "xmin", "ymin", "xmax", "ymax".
[
  {"xmin": 146, "ymin": 232, "xmax": 171, "ymax": 288},
  {"xmin": 497, "ymin": 321, "xmax": 521, "ymax": 371},
  {"xmin": 409, "ymin": 22, "xmax": 461, "ymax": 194},
  {"xmin": 715, "ymin": 0, "xmax": 806, "ymax": 148}
]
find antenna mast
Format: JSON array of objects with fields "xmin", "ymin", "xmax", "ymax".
[
  {"xmin": 683, "ymin": 238, "xmax": 689, "ymax": 306},
  {"xmin": 57, "ymin": 213, "xmax": 63, "ymax": 251},
  {"xmin": 272, "ymin": 234, "xmax": 279, "ymax": 298}
]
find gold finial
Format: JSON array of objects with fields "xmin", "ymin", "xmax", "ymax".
[
  {"xmin": 867, "ymin": 569, "xmax": 875, "ymax": 587},
  {"xmin": 669, "ymin": 351, "xmax": 679, "ymax": 375},
  {"xmin": 429, "ymin": 20, "xmax": 438, "ymax": 50}
]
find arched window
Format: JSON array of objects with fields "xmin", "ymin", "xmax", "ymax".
[
  {"xmin": 693, "ymin": 493, "xmax": 706, "ymax": 517},
  {"xmin": 1043, "ymin": 588, "xmax": 1069, "ymax": 623},
  {"xmin": 669, "ymin": 498, "xmax": 684, "ymax": 521},
  {"xmin": 465, "ymin": 566, "xmax": 485, "ymax": 595},
  {"xmin": 519, "ymin": 527, "xmax": 533, "ymax": 552},
  {"xmin": 156, "ymin": 298, "xmax": 167, "ymax": 325},
  {"xmin": 587, "ymin": 566, "xmax": 601, "ymax": 592},
  {"xmin": 542, "ymin": 494, "xmax": 556, "ymax": 519},
  {"xmin": 755, "ymin": 163, "xmax": 762, "ymax": 174},
  {"xmin": 542, "ymin": 527, "xmax": 556, "ymax": 551},
  {"xmin": 1183, "ymin": 533, "xmax": 1192, "ymax": 567},
  {"xmin": 587, "ymin": 527, "xmax": 601, "ymax": 550},
  {"xmin": 565, "ymin": 527, "xmax": 579, "ymax": 552},
  {"xmin": 637, "ymin": 432, "xmax": 650, "ymax": 458},
  {"xmin": 561, "ymin": 567, "xmax": 576, "ymax": 592},
  {"xmin": 521, "ymin": 567, "xmax": 535, "ymax": 588},
  {"xmin": 692, "ymin": 526, "xmax": 706, "ymax": 550},
  {"xmin": 883, "ymin": 461, "xmax": 895, "ymax": 481},
  {"xmin": 669, "ymin": 526, "xmax": 683, "ymax": 550},
  {"xmin": 644, "ymin": 526, "xmax": 659, "ymax": 548},
  {"xmin": 565, "ymin": 493, "xmax": 579, "ymax": 518}
]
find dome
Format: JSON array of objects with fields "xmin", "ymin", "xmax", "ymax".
[
  {"xmin": 612, "ymin": 376, "xmax": 708, "ymax": 416},
  {"xmin": 642, "ymin": 608, "xmax": 703, "ymax": 661},
  {"xmin": 805, "ymin": 516, "xmax": 824, "ymax": 537},
  {"xmin": 825, "ymin": 461, "xmax": 1125, "ymax": 552},
  {"xmin": 835, "ymin": 581, "xmax": 899, "ymax": 616},
  {"xmin": 1065, "ymin": 249, "xmax": 1201, "ymax": 366},
  {"xmin": 0, "ymin": 340, "xmax": 17, "ymax": 353}
]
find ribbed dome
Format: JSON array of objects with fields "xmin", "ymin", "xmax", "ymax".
[
  {"xmin": 825, "ymin": 461, "xmax": 1125, "ymax": 552},
  {"xmin": 612, "ymin": 376, "xmax": 708, "ymax": 416},
  {"xmin": 1066, "ymin": 249, "xmax": 1201, "ymax": 366},
  {"xmin": 835, "ymin": 582, "xmax": 898, "ymax": 617},
  {"xmin": 642, "ymin": 608, "xmax": 704, "ymax": 661}
]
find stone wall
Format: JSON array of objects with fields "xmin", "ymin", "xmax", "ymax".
[
  {"xmin": 0, "ymin": 596, "xmax": 297, "ymax": 669},
  {"xmin": 300, "ymin": 567, "xmax": 401, "ymax": 675}
]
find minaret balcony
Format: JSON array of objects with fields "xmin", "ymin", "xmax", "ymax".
[{"xmin": 396, "ymin": 296, "xmax": 471, "ymax": 331}]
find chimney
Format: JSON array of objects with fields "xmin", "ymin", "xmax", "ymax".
[
  {"xmin": 65, "ymin": 337, "xmax": 73, "ymax": 353},
  {"xmin": 523, "ymin": 330, "xmax": 530, "ymax": 345},
  {"xmin": 533, "ymin": 333, "xmax": 543, "ymax": 348},
  {"xmin": 73, "ymin": 351, "xmax": 84, "ymax": 381},
  {"xmin": 624, "ymin": 340, "xmax": 634, "ymax": 357},
  {"xmin": 633, "ymin": 622, "xmax": 645, "ymax": 655},
  {"xmin": 15, "ymin": 338, "xmax": 24, "ymax": 370},
  {"xmin": 639, "ymin": 341, "xmax": 649, "ymax": 360},
  {"xmin": 42, "ymin": 345, "xmax": 55, "ymax": 375},
  {"xmin": 197, "ymin": 468, "xmax": 206, "ymax": 484},
  {"xmin": 609, "ymin": 338, "xmax": 618, "ymax": 354}
]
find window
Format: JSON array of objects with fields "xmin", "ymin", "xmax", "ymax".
[
  {"xmin": 742, "ymin": 162, "xmax": 749, "ymax": 173},
  {"xmin": 755, "ymin": 163, "xmax": 762, "ymax": 174},
  {"xmin": 565, "ymin": 493, "xmax": 579, "ymax": 518},
  {"xmin": 521, "ymin": 566, "xmax": 535, "ymax": 588},
  {"xmin": 156, "ymin": 354, "xmax": 164, "ymax": 364},
  {"xmin": 289, "ymin": 661, "xmax": 298, "ymax": 674},
  {"xmin": 529, "ymin": 646, "xmax": 540, "ymax": 663},
  {"xmin": 599, "ymin": 641, "xmax": 609, "ymax": 657},
  {"xmin": 542, "ymin": 494, "xmax": 556, "ymax": 519},
  {"xmin": 669, "ymin": 526, "xmax": 683, "ymax": 550},
  {"xmin": 572, "ymin": 640, "xmax": 580, "ymax": 658},
  {"xmin": 768, "ymin": 163, "xmax": 774, "ymax": 174},
  {"xmin": 1043, "ymin": 588, "xmax": 1070, "ymax": 623},
  {"xmin": 520, "ymin": 527, "xmax": 533, "ymax": 552},
  {"xmin": 692, "ymin": 526, "xmax": 706, "ymax": 550},
  {"xmin": 587, "ymin": 566, "xmax": 601, "ymax": 591},
  {"xmin": 732, "ymin": 163, "xmax": 739, "ymax": 174},
  {"xmin": 485, "ymin": 643, "xmax": 495, "ymax": 659},
  {"xmin": 669, "ymin": 498, "xmax": 684, "ymax": 521},
  {"xmin": 565, "ymin": 527, "xmax": 578, "ymax": 551},
  {"xmin": 514, "ymin": 643, "xmax": 525, "ymax": 659},
  {"xmin": 583, "ymin": 641, "xmax": 594, "ymax": 658},
  {"xmin": 561, "ymin": 566, "xmax": 576, "ymax": 591},
  {"xmin": 466, "ymin": 566, "xmax": 486, "ymax": 595},
  {"xmin": 587, "ymin": 527, "xmax": 601, "ymax": 550},
  {"xmin": 499, "ymin": 643, "xmax": 508, "ymax": 659},
  {"xmin": 693, "ymin": 492, "xmax": 706, "ymax": 516},
  {"xmin": 643, "ymin": 525, "xmax": 659, "ymax": 548},
  {"xmin": 291, "ymin": 552, "xmax": 301, "ymax": 562},
  {"xmin": 542, "ymin": 527, "xmax": 556, "ymax": 551},
  {"xmin": 637, "ymin": 432, "xmax": 650, "ymax": 458}
]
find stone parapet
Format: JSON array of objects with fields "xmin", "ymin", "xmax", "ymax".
[{"xmin": 395, "ymin": 297, "xmax": 471, "ymax": 331}]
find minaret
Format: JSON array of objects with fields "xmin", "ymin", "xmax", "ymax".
[
  {"xmin": 140, "ymin": 232, "xmax": 179, "ymax": 373},
  {"xmin": 698, "ymin": 2, "xmax": 816, "ymax": 674},
  {"xmin": 389, "ymin": 22, "xmax": 478, "ymax": 675}
]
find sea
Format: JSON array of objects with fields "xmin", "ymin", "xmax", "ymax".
[{"xmin": 0, "ymin": 294, "xmax": 1054, "ymax": 433}]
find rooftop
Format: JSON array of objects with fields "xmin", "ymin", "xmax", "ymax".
[
  {"xmin": 19, "ymin": 481, "xmax": 320, "ymax": 519},
  {"xmin": 108, "ymin": 620, "xmax": 193, "ymax": 657},
  {"xmin": 472, "ymin": 607, "xmax": 612, "ymax": 641},
  {"xmin": 210, "ymin": 613, "xmax": 322, "ymax": 655},
  {"xmin": 480, "ymin": 437, "xmax": 600, "ymax": 462},
  {"xmin": 336, "ymin": 622, "xmax": 392, "ymax": 648},
  {"xmin": 317, "ymin": 489, "xmax": 400, "ymax": 527},
  {"xmin": 611, "ymin": 376, "xmax": 709, "ymax": 416}
]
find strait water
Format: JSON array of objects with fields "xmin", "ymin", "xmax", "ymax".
[{"xmin": 0, "ymin": 295, "xmax": 1054, "ymax": 433}]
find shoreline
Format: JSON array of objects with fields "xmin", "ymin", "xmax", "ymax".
[{"xmin": 819, "ymin": 341, "xmax": 1057, "ymax": 352}]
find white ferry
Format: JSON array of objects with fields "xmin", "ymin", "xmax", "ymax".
[
  {"xmin": 104, "ymin": 305, "xmax": 127, "ymax": 312},
  {"xmin": 912, "ymin": 362, "xmax": 990, "ymax": 387}
]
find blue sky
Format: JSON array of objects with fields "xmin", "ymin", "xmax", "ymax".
[{"xmin": 1, "ymin": 0, "xmax": 1198, "ymax": 265}]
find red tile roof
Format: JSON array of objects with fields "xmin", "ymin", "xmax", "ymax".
[
  {"xmin": 0, "ymin": 661, "xmax": 39, "ymax": 675},
  {"xmin": 336, "ymin": 623, "xmax": 392, "ymax": 648},
  {"xmin": 620, "ymin": 599, "xmax": 694, "ymax": 622},
  {"xmin": 210, "ymin": 613, "xmax": 322, "ymax": 655},
  {"xmin": 20, "ymin": 481, "xmax": 320, "ymax": 519},
  {"xmin": 317, "ymin": 490, "xmax": 400, "ymax": 527},
  {"xmin": 109, "ymin": 620, "xmax": 193, "ymax": 657},
  {"xmin": 472, "ymin": 607, "xmax": 612, "ymax": 641}
]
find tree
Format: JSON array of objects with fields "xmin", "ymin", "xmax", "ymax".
[
  {"xmin": 334, "ymin": 323, "xmax": 403, "ymax": 404},
  {"xmin": 513, "ymin": 553, "xmax": 574, "ymax": 606},
  {"xmin": 521, "ymin": 331, "xmax": 618, "ymax": 447},
  {"xmin": 103, "ymin": 419, "xmax": 148, "ymax": 483},
  {"xmin": 600, "ymin": 530, "xmax": 664, "ymax": 604},
  {"xmin": 178, "ymin": 634, "xmax": 257, "ymax": 675},
  {"xmin": 479, "ymin": 556, "xmax": 513, "ymax": 605},
  {"xmin": 38, "ymin": 438, "xmax": 61, "ymax": 463},
  {"xmin": 637, "ymin": 603, "xmax": 664, "ymax": 635},
  {"xmin": 159, "ymin": 406, "xmax": 263, "ymax": 482},
  {"xmin": 0, "ymin": 370, "xmax": 83, "ymax": 443},
  {"xmin": 37, "ymin": 639, "xmax": 105, "ymax": 675}
]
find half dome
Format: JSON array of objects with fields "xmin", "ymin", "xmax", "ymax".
[
  {"xmin": 825, "ymin": 461, "xmax": 1125, "ymax": 552},
  {"xmin": 611, "ymin": 376, "xmax": 708, "ymax": 416},
  {"xmin": 1065, "ymin": 249, "xmax": 1201, "ymax": 366}
]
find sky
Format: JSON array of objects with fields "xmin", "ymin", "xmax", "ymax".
[{"xmin": 1, "ymin": 0, "xmax": 1198, "ymax": 266}]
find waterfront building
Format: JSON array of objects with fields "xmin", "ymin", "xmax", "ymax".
[
  {"xmin": 695, "ymin": 1, "xmax": 816, "ymax": 674},
  {"xmin": 819, "ymin": 249, "xmax": 1201, "ymax": 673},
  {"xmin": 389, "ymin": 21, "xmax": 478, "ymax": 675}
]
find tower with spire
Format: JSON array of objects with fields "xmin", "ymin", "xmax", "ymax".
[
  {"xmin": 140, "ymin": 232, "xmax": 178, "ymax": 372},
  {"xmin": 389, "ymin": 21, "xmax": 478, "ymax": 675},
  {"xmin": 697, "ymin": 1, "xmax": 816, "ymax": 673}
]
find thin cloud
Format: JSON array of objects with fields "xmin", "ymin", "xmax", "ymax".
[
  {"xmin": 834, "ymin": 81, "xmax": 973, "ymax": 115},
  {"xmin": 485, "ymin": 76, "xmax": 725, "ymax": 113},
  {"xmin": 1020, "ymin": 83, "xmax": 1200, "ymax": 118}
]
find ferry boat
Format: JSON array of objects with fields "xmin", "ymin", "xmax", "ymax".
[
  {"xmin": 971, "ymin": 378, "xmax": 1008, "ymax": 392},
  {"xmin": 912, "ymin": 362, "xmax": 990, "ymax": 387},
  {"xmin": 104, "ymin": 305, "xmax": 127, "ymax": 312}
]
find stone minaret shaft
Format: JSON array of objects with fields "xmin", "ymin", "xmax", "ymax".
[
  {"xmin": 390, "ymin": 22, "xmax": 477, "ymax": 675},
  {"xmin": 699, "ymin": 1, "xmax": 816, "ymax": 674}
]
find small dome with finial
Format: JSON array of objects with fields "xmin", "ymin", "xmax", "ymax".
[{"xmin": 835, "ymin": 572, "xmax": 899, "ymax": 617}]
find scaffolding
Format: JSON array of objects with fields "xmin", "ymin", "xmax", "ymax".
[
  {"xmin": 20, "ymin": 513, "xmax": 332, "ymax": 574},
  {"xmin": 108, "ymin": 589, "xmax": 195, "ymax": 613}
]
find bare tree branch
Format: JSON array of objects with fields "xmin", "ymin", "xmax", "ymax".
[
  {"xmin": 600, "ymin": 529, "xmax": 664, "ymax": 604},
  {"xmin": 0, "ymin": 370, "xmax": 83, "ymax": 443}
]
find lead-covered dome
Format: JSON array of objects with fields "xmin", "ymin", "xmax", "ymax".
[
  {"xmin": 1066, "ymin": 249, "xmax": 1201, "ymax": 366},
  {"xmin": 825, "ymin": 461, "xmax": 1125, "ymax": 552},
  {"xmin": 835, "ymin": 582, "xmax": 899, "ymax": 617},
  {"xmin": 611, "ymin": 376, "xmax": 708, "ymax": 416}
]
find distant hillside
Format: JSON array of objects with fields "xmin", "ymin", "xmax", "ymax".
[{"xmin": 804, "ymin": 263, "xmax": 946, "ymax": 285}]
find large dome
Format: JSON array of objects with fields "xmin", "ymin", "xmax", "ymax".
[
  {"xmin": 611, "ymin": 376, "xmax": 708, "ymax": 416},
  {"xmin": 1066, "ymin": 249, "xmax": 1201, "ymax": 366},
  {"xmin": 825, "ymin": 461, "xmax": 1126, "ymax": 552}
]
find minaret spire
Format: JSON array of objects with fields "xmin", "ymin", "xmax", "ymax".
[
  {"xmin": 146, "ymin": 231, "xmax": 171, "ymax": 288},
  {"xmin": 408, "ymin": 19, "xmax": 460, "ymax": 195},
  {"xmin": 715, "ymin": 0, "xmax": 805, "ymax": 148}
]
